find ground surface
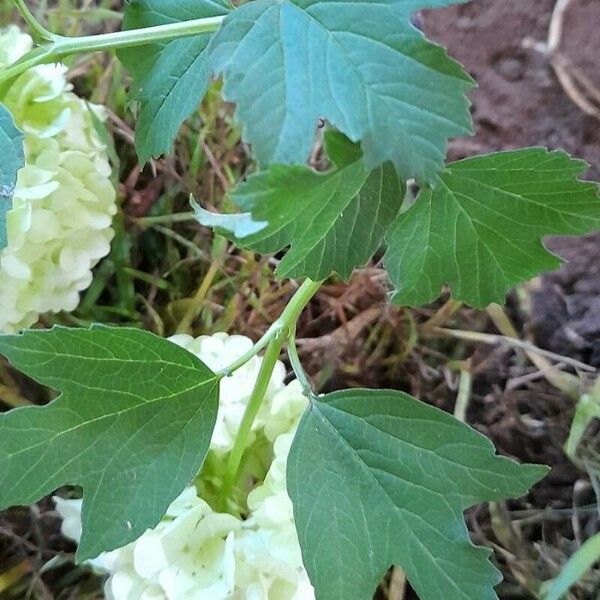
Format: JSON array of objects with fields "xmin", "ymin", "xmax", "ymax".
[{"xmin": 0, "ymin": 0, "xmax": 599, "ymax": 599}]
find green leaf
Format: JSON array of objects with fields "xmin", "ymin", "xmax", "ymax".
[
  {"xmin": 0, "ymin": 103, "xmax": 24, "ymax": 249},
  {"xmin": 119, "ymin": 0, "xmax": 230, "ymax": 163},
  {"xmin": 195, "ymin": 132, "xmax": 405, "ymax": 280},
  {"xmin": 385, "ymin": 148, "xmax": 600, "ymax": 308},
  {"xmin": 0, "ymin": 325, "xmax": 219, "ymax": 561},
  {"xmin": 288, "ymin": 389, "xmax": 547, "ymax": 600},
  {"xmin": 208, "ymin": 0, "xmax": 473, "ymax": 182}
]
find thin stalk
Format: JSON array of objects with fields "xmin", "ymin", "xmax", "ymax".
[
  {"xmin": 0, "ymin": 45, "xmax": 55, "ymax": 88},
  {"xmin": 453, "ymin": 365, "xmax": 472, "ymax": 422},
  {"xmin": 216, "ymin": 325, "xmax": 275, "ymax": 378},
  {"xmin": 287, "ymin": 330, "xmax": 313, "ymax": 397},
  {"xmin": 176, "ymin": 248, "xmax": 225, "ymax": 334},
  {"xmin": 53, "ymin": 16, "xmax": 224, "ymax": 55},
  {"xmin": 219, "ymin": 329, "xmax": 288, "ymax": 511},
  {"xmin": 217, "ymin": 279, "xmax": 322, "ymax": 510},
  {"xmin": 430, "ymin": 325, "xmax": 595, "ymax": 374},
  {"xmin": 11, "ymin": 0, "xmax": 56, "ymax": 42},
  {"xmin": 135, "ymin": 212, "xmax": 197, "ymax": 226},
  {"xmin": 217, "ymin": 279, "xmax": 322, "ymax": 378},
  {"xmin": 0, "ymin": 15, "xmax": 225, "ymax": 85}
]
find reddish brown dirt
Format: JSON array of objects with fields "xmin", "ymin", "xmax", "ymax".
[
  {"xmin": 424, "ymin": 0, "xmax": 600, "ymax": 179},
  {"xmin": 2, "ymin": 1, "xmax": 599, "ymax": 599},
  {"xmin": 414, "ymin": 2, "xmax": 600, "ymax": 598}
]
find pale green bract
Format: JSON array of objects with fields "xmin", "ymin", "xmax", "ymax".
[
  {"xmin": 0, "ymin": 26, "xmax": 117, "ymax": 331},
  {"xmin": 54, "ymin": 332, "xmax": 314, "ymax": 600}
]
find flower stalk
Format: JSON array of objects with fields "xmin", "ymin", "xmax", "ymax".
[{"xmin": 218, "ymin": 278, "xmax": 322, "ymax": 509}]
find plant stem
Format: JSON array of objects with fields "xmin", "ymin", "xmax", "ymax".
[
  {"xmin": 176, "ymin": 245, "xmax": 226, "ymax": 334},
  {"xmin": 0, "ymin": 15, "xmax": 225, "ymax": 86},
  {"xmin": 219, "ymin": 330, "xmax": 287, "ymax": 511},
  {"xmin": 11, "ymin": 0, "xmax": 56, "ymax": 42},
  {"xmin": 217, "ymin": 278, "xmax": 322, "ymax": 510},
  {"xmin": 135, "ymin": 212, "xmax": 197, "ymax": 226},
  {"xmin": 287, "ymin": 331, "xmax": 313, "ymax": 397},
  {"xmin": 217, "ymin": 279, "xmax": 322, "ymax": 378},
  {"xmin": 53, "ymin": 16, "xmax": 224, "ymax": 56}
]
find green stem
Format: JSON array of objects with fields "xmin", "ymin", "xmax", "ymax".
[
  {"xmin": 135, "ymin": 212, "xmax": 197, "ymax": 226},
  {"xmin": 53, "ymin": 16, "xmax": 224, "ymax": 56},
  {"xmin": 219, "ymin": 330, "xmax": 287, "ymax": 511},
  {"xmin": 0, "ymin": 15, "xmax": 225, "ymax": 86},
  {"xmin": 216, "ymin": 279, "xmax": 322, "ymax": 378},
  {"xmin": 11, "ymin": 0, "xmax": 56, "ymax": 43},
  {"xmin": 287, "ymin": 330, "xmax": 313, "ymax": 397},
  {"xmin": 216, "ymin": 327, "xmax": 275, "ymax": 378},
  {"xmin": 217, "ymin": 279, "xmax": 322, "ymax": 510}
]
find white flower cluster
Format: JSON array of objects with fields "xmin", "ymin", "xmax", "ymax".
[
  {"xmin": 0, "ymin": 26, "xmax": 116, "ymax": 332},
  {"xmin": 55, "ymin": 333, "xmax": 315, "ymax": 600}
]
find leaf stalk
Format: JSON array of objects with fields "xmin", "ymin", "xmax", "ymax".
[
  {"xmin": 11, "ymin": 0, "xmax": 56, "ymax": 43},
  {"xmin": 0, "ymin": 15, "xmax": 225, "ymax": 86}
]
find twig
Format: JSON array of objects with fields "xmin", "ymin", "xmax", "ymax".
[
  {"xmin": 201, "ymin": 140, "xmax": 230, "ymax": 191},
  {"xmin": 422, "ymin": 298, "xmax": 463, "ymax": 330},
  {"xmin": 548, "ymin": 0, "xmax": 600, "ymax": 119},
  {"xmin": 176, "ymin": 246, "xmax": 227, "ymax": 334},
  {"xmin": 427, "ymin": 326, "xmax": 595, "ymax": 374},
  {"xmin": 486, "ymin": 304, "xmax": 584, "ymax": 399},
  {"xmin": 296, "ymin": 305, "xmax": 383, "ymax": 352},
  {"xmin": 454, "ymin": 363, "xmax": 472, "ymax": 422}
]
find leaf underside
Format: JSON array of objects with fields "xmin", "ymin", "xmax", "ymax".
[
  {"xmin": 119, "ymin": 0, "xmax": 230, "ymax": 163},
  {"xmin": 385, "ymin": 148, "xmax": 600, "ymax": 308},
  {"xmin": 0, "ymin": 103, "xmax": 24, "ymax": 249},
  {"xmin": 288, "ymin": 389, "xmax": 547, "ymax": 600},
  {"xmin": 208, "ymin": 0, "xmax": 473, "ymax": 182},
  {"xmin": 0, "ymin": 325, "xmax": 219, "ymax": 561},
  {"xmin": 195, "ymin": 131, "xmax": 405, "ymax": 280}
]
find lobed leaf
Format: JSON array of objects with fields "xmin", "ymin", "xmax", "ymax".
[
  {"xmin": 385, "ymin": 148, "xmax": 600, "ymax": 308},
  {"xmin": 119, "ymin": 0, "xmax": 230, "ymax": 163},
  {"xmin": 207, "ymin": 0, "xmax": 473, "ymax": 183},
  {"xmin": 287, "ymin": 389, "xmax": 547, "ymax": 600},
  {"xmin": 0, "ymin": 325, "xmax": 219, "ymax": 560},
  {"xmin": 0, "ymin": 103, "xmax": 24, "ymax": 249},
  {"xmin": 195, "ymin": 131, "xmax": 405, "ymax": 280}
]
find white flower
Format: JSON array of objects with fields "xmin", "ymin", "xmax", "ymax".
[
  {"xmin": 235, "ymin": 432, "xmax": 315, "ymax": 600},
  {"xmin": 55, "ymin": 333, "xmax": 313, "ymax": 600},
  {"xmin": 53, "ymin": 496, "xmax": 83, "ymax": 542},
  {"xmin": 57, "ymin": 488, "xmax": 241, "ymax": 600},
  {"xmin": 0, "ymin": 26, "xmax": 116, "ymax": 332},
  {"xmin": 263, "ymin": 381, "xmax": 308, "ymax": 443},
  {"xmin": 0, "ymin": 25, "xmax": 32, "ymax": 68},
  {"xmin": 169, "ymin": 333, "xmax": 287, "ymax": 453}
]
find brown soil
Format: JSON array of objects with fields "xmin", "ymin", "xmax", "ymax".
[
  {"xmin": 424, "ymin": 0, "xmax": 600, "ymax": 179},
  {"xmin": 1, "ymin": 1, "xmax": 599, "ymax": 599},
  {"xmin": 417, "ymin": 1, "xmax": 600, "ymax": 598}
]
